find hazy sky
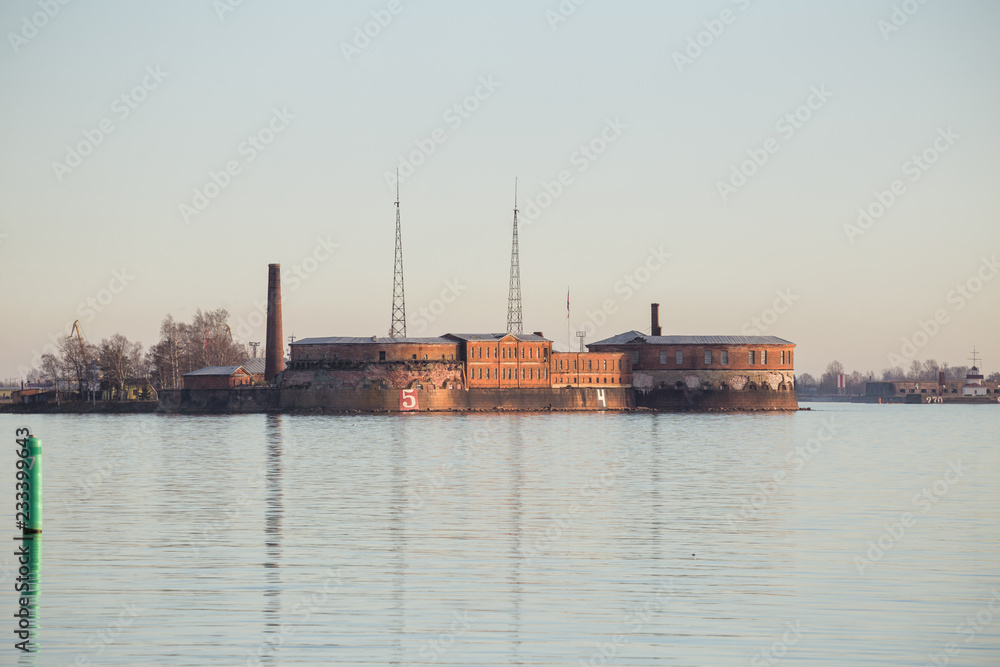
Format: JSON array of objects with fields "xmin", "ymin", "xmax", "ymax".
[{"xmin": 1, "ymin": 0, "xmax": 998, "ymax": 379}]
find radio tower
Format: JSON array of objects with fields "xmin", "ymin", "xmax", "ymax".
[
  {"xmin": 507, "ymin": 178, "xmax": 523, "ymax": 335},
  {"xmin": 389, "ymin": 171, "xmax": 406, "ymax": 338}
]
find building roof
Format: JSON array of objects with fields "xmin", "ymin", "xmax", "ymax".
[
  {"xmin": 242, "ymin": 358, "xmax": 266, "ymax": 376},
  {"xmin": 291, "ymin": 336, "xmax": 456, "ymax": 346},
  {"xmin": 183, "ymin": 366, "xmax": 250, "ymax": 377},
  {"xmin": 444, "ymin": 333, "xmax": 551, "ymax": 342},
  {"xmin": 588, "ymin": 331, "xmax": 794, "ymax": 346}
]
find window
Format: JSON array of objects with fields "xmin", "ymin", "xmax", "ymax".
[
  {"xmin": 486, "ymin": 347, "xmax": 490, "ymax": 359},
  {"xmin": 559, "ymin": 359, "xmax": 563, "ymax": 370},
  {"xmin": 522, "ymin": 369, "xmax": 526, "ymax": 379},
  {"xmin": 632, "ymin": 352, "xmax": 640, "ymax": 366},
  {"xmin": 530, "ymin": 369, "xmax": 534, "ymax": 380},
  {"xmin": 379, "ymin": 351, "xmax": 386, "ymax": 361},
  {"xmin": 660, "ymin": 351, "xmax": 668, "ymax": 365},
  {"xmin": 781, "ymin": 350, "xmax": 786, "ymax": 365},
  {"xmin": 486, "ymin": 368, "xmax": 490, "ymax": 379},
  {"xmin": 789, "ymin": 351, "xmax": 793, "ymax": 365},
  {"xmin": 603, "ymin": 360, "xmax": 607, "ymax": 370},
  {"xmin": 530, "ymin": 348, "xmax": 534, "ymax": 359},
  {"xmin": 574, "ymin": 360, "xmax": 578, "ymax": 370},
  {"xmin": 721, "ymin": 351, "xmax": 729, "ymax": 365},
  {"xmin": 675, "ymin": 351, "xmax": 683, "ymax": 365},
  {"xmin": 705, "ymin": 351, "xmax": 712, "ymax": 365},
  {"xmin": 412, "ymin": 354, "xmax": 417, "ymax": 360},
  {"xmin": 588, "ymin": 360, "xmax": 592, "ymax": 370},
  {"xmin": 423, "ymin": 355, "xmax": 428, "ymax": 360},
  {"xmin": 749, "ymin": 351, "xmax": 756, "ymax": 365},
  {"xmin": 478, "ymin": 368, "xmax": 482, "ymax": 379},
  {"xmin": 761, "ymin": 350, "xmax": 767, "ymax": 365}
]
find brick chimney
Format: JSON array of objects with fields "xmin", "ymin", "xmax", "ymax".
[
  {"xmin": 650, "ymin": 303, "xmax": 661, "ymax": 337},
  {"xmin": 265, "ymin": 264, "xmax": 285, "ymax": 381}
]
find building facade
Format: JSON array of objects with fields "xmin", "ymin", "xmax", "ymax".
[
  {"xmin": 587, "ymin": 331, "xmax": 796, "ymax": 394},
  {"xmin": 183, "ymin": 366, "xmax": 255, "ymax": 390}
]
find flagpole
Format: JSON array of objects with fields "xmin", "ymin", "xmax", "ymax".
[{"xmin": 566, "ymin": 286, "xmax": 571, "ymax": 355}]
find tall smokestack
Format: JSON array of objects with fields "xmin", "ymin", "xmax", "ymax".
[
  {"xmin": 265, "ymin": 264, "xmax": 284, "ymax": 381},
  {"xmin": 651, "ymin": 303, "xmax": 661, "ymax": 337}
]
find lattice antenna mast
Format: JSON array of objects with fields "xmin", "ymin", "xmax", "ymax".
[
  {"xmin": 389, "ymin": 171, "xmax": 406, "ymax": 338},
  {"xmin": 507, "ymin": 178, "xmax": 523, "ymax": 335}
]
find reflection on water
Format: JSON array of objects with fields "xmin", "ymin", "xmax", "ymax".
[{"xmin": 1, "ymin": 405, "xmax": 998, "ymax": 666}]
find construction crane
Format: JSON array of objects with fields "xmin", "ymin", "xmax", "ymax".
[{"xmin": 69, "ymin": 320, "xmax": 92, "ymax": 401}]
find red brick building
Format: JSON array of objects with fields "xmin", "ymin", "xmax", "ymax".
[
  {"xmin": 551, "ymin": 352, "xmax": 632, "ymax": 387},
  {"xmin": 183, "ymin": 366, "xmax": 254, "ymax": 390},
  {"xmin": 588, "ymin": 331, "xmax": 795, "ymax": 393},
  {"xmin": 444, "ymin": 333, "xmax": 553, "ymax": 388},
  {"xmin": 289, "ymin": 337, "xmax": 460, "ymax": 363}
]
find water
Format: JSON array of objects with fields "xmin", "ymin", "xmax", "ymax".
[{"xmin": 1, "ymin": 404, "xmax": 998, "ymax": 666}]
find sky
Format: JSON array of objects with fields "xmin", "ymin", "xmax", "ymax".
[{"xmin": 0, "ymin": 0, "xmax": 998, "ymax": 380}]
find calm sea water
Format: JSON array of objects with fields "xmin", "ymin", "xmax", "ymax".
[{"xmin": 1, "ymin": 404, "xmax": 998, "ymax": 666}]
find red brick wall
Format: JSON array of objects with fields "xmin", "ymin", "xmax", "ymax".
[
  {"xmin": 291, "ymin": 342, "xmax": 460, "ymax": 363},
  {"xmin": 550, "ymin": 353, "xmax": 631, "ymax": 387},
  {"xmin": 462, "ymin": 338, "xmax": 553, "ymax": 388},
  {"xmin": 590, "ymin": 343, "xmax": 795, "ymax": 373},
  {"xmin": 184, "ymin": 372, "xmax": 252, "ymax": 390}
]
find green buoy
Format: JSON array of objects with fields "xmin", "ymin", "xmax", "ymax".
[{"xmin": 24, "ymin": 436, "xmax": 41, "ymax": 534}]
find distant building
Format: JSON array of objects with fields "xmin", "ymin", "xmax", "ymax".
[
  {"xmin": 0, "ymin": 387, "xmax": 15, "ymax": 403},
  {"xmin": 964, "ymin": 365, "xmax": 988, "ymax": 397},
  {"xmin": 183, "ymin": 366, "xmax": 255, "ymax": 390},
  {"xmin": 242, "ymin": 358, "xmax": 267, "ymax": 384},
  {"xmin": 587, "ymin": 331, "xmax": 796, "ymax": 393},
  {"xmin": 444, "ymin": 333, "xmax": 553, "ymax": 389}
]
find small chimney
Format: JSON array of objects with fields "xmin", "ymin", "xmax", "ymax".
[
  {"xmin": 650, "ymin": 303, "xmax": 661, "ymax": 337},
  {"xmin": 533, "ymin": 331, "xmax": 544, "ymax": 337},
  {"xmin": 265, "ymin": 264, "xmax": 285, "ymax": 381}
]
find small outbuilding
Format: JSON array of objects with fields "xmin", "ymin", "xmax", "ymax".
[{"xmin": 183, "ymin": 366, "xmax": 254, "ymax": 390}]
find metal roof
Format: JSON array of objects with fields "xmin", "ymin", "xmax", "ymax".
[
  {"xmin": 183, "ymin": 365, "xmax": 249, "ymax": 377},
  {"xmin": 242, "ymin": 358, "xmax": 266, "ymax": 375},
  {"xmin": 291, "ymin": 336, "xmax": 457, "ymax": 346},
  {"xmin": 444, "ymin": 333, "xmax": 551, "ymax": 342},
  {"xmin": 588, "ymin": 331, "xmax": 794, "ymax": 346}
]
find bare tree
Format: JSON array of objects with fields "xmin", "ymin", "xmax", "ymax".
[
  {"xmin": 99, "ymin": 335, "xmax": 143, "ymax": 401},
  {"xmin": 819, "ymin": 361, "xmax": 845, "ymax": 393}
]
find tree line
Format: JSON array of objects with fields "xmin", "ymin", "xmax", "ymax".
[
  {"xmin": 797, "ymin": 359, "xmax": 1000, "ymax": 395},
  {"xmin": 24, "ymin": 309, "xmax": 251, "ymax": 400}
]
